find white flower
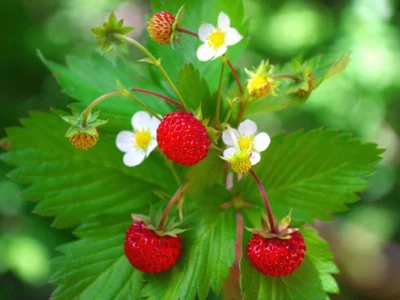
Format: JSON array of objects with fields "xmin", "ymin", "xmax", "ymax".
[
  {"xmin": 197, "ymin": 12, "xmax": 243, "ymax": 61},
  {"xmin": 222, "ymin": 119, "xmax": 271, "ymax": 167},
  {"xmin": 116, "ymin": 111, "xmax": 160, "ymax": 167}
]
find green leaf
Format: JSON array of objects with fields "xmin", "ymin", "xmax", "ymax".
[
  {"xmin": 140, "ymin": 186, "xmax": 236, "ymax": 300},
  {"xmin": 236, "ymin": 129, "xmax": 382, "ymax": 224},
  {"xmin": 240, "ymin": 223, "xmax": 339, "ymax": 300},
  {"xmin": 1, "ymin": 110, "xmax": 178, "ymax": 228},
  {"xmin": 50, "ymin": 214, "xmax": 144, "ymax": 299},
  {"xmin": 178, "ymin": 64, "xmax": 212, "ymax": 116},
  {"xmin": 38, "ymin": 51, "xmax": 173, "ymax": 134}
]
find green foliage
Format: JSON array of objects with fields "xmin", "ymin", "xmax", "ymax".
[
  {"xmin": 236, "ymin": 129, "xmax": 382, "ymax": 224},
  {"xmin": 50, "ymin": 215, "xmax": 143, "ymax": 299},
  {"xmin": 38, "ymin": 52, "xmax": 174, "ymax": 134},
  {"xmin": 241, "ymin": 225, "xmax": 339, "ymax": 300},
  {"xmin": 178, "ymin": 64, "xmax": 212, "ymax": 116},
  {"xmin": 1, "ymin": 110, "xmax": 177, "ymax": 228}
]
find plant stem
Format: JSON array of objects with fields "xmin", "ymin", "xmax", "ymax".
[
  {"xmin": 165, "ymin": 157, "xmax": 181, "ymax": 185},
  {"xmin": 227, "ymin": 59, "xmax": 243, "ymax": 95},
  {"xmin": 131, "ymin": 88, "xmax": 183, "ymax": 108},
  {"xmin": 272, "ymin": 73, "xmax": 302, "ymax": 81},
  {"xmin": 176, "ymin": 27, "xmax": 243, "ymax": 96},
  {"xmin": 114, "ymin": 33, "xmax": 188, "ymax": 111},
  {"xmin": 237, "ymin": 101, "xmax": 248, "ymax": 126},
  {"xmin": 124, "ymin": 92, "xmax": 162, "ymax": 121},
  {"xmin": 157, "ymin": 182, "xmax": 188, "ymax": 231},
  {"xmin": 216, "ymin": 56, "xmax": 227, "ymax": 127},
  {"xmin": 176, "ymin": 27, "xmax": 198, "ymax": 37},
  {"xmin": 81, "ymin": 91, "xmax": 122, "ymax": 127},
  {"xmin": 223, "ymin": 97, "xmax": 239, "ymax": 124},
  {"xmin": 249, "ymin": 169, "xmax": 276, "ymax": 233}
]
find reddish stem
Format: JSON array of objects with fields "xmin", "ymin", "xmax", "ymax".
[
  {"xmin": 131, "ymin": 88, "xmax": 183, "ymax": 108},
  {"xmin": 176, "ymin": 27, "xmax": 243, "ymax": 96},
  {"xmin": 176, "ymin": 27, "xmax": 198, "ymax": 37},
  {"xmin": 249, "ymin": 169, "xmax": 276, "ymax": 233},
  {"xmin": 157, "ymin": 182, "xmax": 188, "ymax": 231}
]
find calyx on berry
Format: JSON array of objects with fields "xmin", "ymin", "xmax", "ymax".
[
  {"xmin": 147, "ymin": 5, "xmax": 185, "ymax": 45},
  {"xmin": 247, "ymin": 209, "xmax": 299, "ymax": 239},
  {"xmin": 61, "ymin": 110, "xmax": 108, "ymax": 150},
  {"xmin": 245, "ymin": 60, "xmax": 279, "ymax": 100},
  {"xmin": 286, "ymin": 60, "xmax": 315, "ymax": 99},
  {"xmin": 130, "ymin": 210, "xmax": 188, "ymax": 237},
  {"xmin": 91, "ymin": 12, "xmax": 134, "ymax": 54}
]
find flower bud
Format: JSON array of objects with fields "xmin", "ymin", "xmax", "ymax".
[
  {"xmin": 69, "ymin": 131, "xmax": 98, "ymax": 150},
  {"xmin": 296, "ymin": 73, "xmax": 315, "ymax": 96},
  {"xmin": 147, "ymin": 12, "xmax": 176, "ymax": 45},
  {"xmin": 245, "ymin": 60, "xmax": 278, "ymax": 100},
  {"xmin": 247, "ymin": 75, "xmax": 272, "ymax": 99}
]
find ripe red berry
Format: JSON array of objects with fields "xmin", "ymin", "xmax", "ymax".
[
  {"xmin": 124, "ymin": 221, "xmax": 182, "ymax": 274},
  {"xmin": 157, "ymin": 111, "xmax": 211, "ymax": 166},
  {"xmin": 147, "ymin": 11, "xmax": 175, "ymax": 45},
  {"xmin": 247, "ymin": 231, "xmax": 306, "ymax": 277}
]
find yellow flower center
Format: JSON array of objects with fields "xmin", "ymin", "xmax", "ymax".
[
  {"xmin": 247, "ymin": 75, "xmax": 270, "ymax": 99},
  {"xmin": 238, "ymin": 134, "xmax": 254, "ymax": 151},
  {"xmin": 207, "ymin": 28, "xmax": 225, "ymax": 49},
  {"xmin": 135, "ymin": 130, "xmax": 152, "ymax": 149},
  {"xmin": 231, "ymin": 156, "xmax": 252, "ymax": 174}
]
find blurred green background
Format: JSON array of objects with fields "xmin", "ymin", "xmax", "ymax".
[{"xmin": 1, "ymin": 0, "xmax": 399, "ymax": 299}]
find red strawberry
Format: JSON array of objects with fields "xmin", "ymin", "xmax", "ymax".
[
  {"xmin": 157, "ymin": 111, "xmax": 211, "ymax": 166},
  {"xmin": 124, "ymin": 221, "xmax": 182, "ymax": 274},
  {"xmin": 247, "ymin": 231, "xmax": 306, "ymax": 277},
  {"xmin": 147, "ymin": 11, "xmax": 175, "ymax": 45}
]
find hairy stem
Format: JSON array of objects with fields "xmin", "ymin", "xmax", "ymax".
[
  {"xmin": 157, "ymin": 182, "xmax": 188, "ymax": 231},
  {"xmin": 124, "ymin": 92, "xmax": 162, "ymax": 121},
  {"xmin": 114, "ymin": 34, "xmax": 188, "ymax": 111},
  {"xmin": 216, "ymin": 56, "xmax": 227, "ymax": 127},
  {"xmin": 272, "ymin": 73, "xmax": 302, "ymax": 81},
  {"xmin": 249, "ymin": 169, "xmax": 276, "ymax": 233},
  {"xmin": 131, "ymin": 88, "xmax": 183, "ymax": 108},
  {"xmin": 81, "ymin": 91, "xmax": 122, "ymax": 127}
]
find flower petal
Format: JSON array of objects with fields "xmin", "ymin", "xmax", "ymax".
[
  {"xmin": 146, "ymin": 139, "xmax": 158, "ymax": 156},
  {"xmin": 225, "ymin": 28, "xmax": 243, "ymax": 46},
  {"xmin": 238, "ymin": 119, "xmax": 257, "ymax": 135},
  {"xmin": 123, "ymin": 149, "xmax": 146, "ymax": 167},
  {"xmin": 198, "ymin": 23, "xmax": 215, "ymax": 42},
  {"xmin": 131, "ymin": 111, "xmax": 151, "ymax": 131},
  {"xmin": 197, "ymin": 43, "xmax": 216, "ymax": 61},
  {"xmin": 148, "ymin": 117, "xmax": 161, "ymax": 136},
  {"xmin": 212, "ymin": 44, "xmax": 227, "ymax": 60},
  {"xmin": 223, "ymin": 147, "xmax": 237, "ymax": 158},
  {"xmin": 250, "ymin": 152, "xmax": 261, "ymax": 165},
  {"xmin": 254, "ymin": 132, "xmax": 271, "ymax": 152},
  {"xmin": 222, "ymin": 128, "xmax": 239, "ymax": 146},
  {"xmin": 116, "ymin": 131, "xmax": 134, "ymax": 152},
  {"xmin": 218, "ymin": 12, "xmax": 230, "ymax": 30}
]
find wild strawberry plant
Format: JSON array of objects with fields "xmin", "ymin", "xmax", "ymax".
[{"xmin": 1, "ymin": 1, "xmax": 382, "ymax": 299}]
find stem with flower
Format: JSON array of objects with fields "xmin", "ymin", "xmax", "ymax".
[{"xmin": 113, "ymin": 33, "xmax": 188, "ymax": 111}]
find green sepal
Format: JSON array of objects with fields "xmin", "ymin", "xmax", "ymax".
[
  {"xmin": 65, "ymin": 127, "xmax": 79, "ymax": 138},
  {"xmin": 170, "ymin": 4, "xmax": 186, "ymax": 45},
  {"xmin": 194, "ymin": 104, "xmax": 203, "ymax": 120},
  {"xmin": 277, "ymin": 209, "xmax": 292, "ymax": 232},
  {"xmin": 116, "ymin": 79, "xmax": 131, "ymax": 97},
  {"xmin": 206, "ymin": 127, "xmax": 219, "ymax": 145},
  {"xmin": 91, "ymin": 12, "xmax": 134, "ymax": 55},
  {"xmin": 138, "ymin": 57, "xmax": 160, "ymax": 66}
]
